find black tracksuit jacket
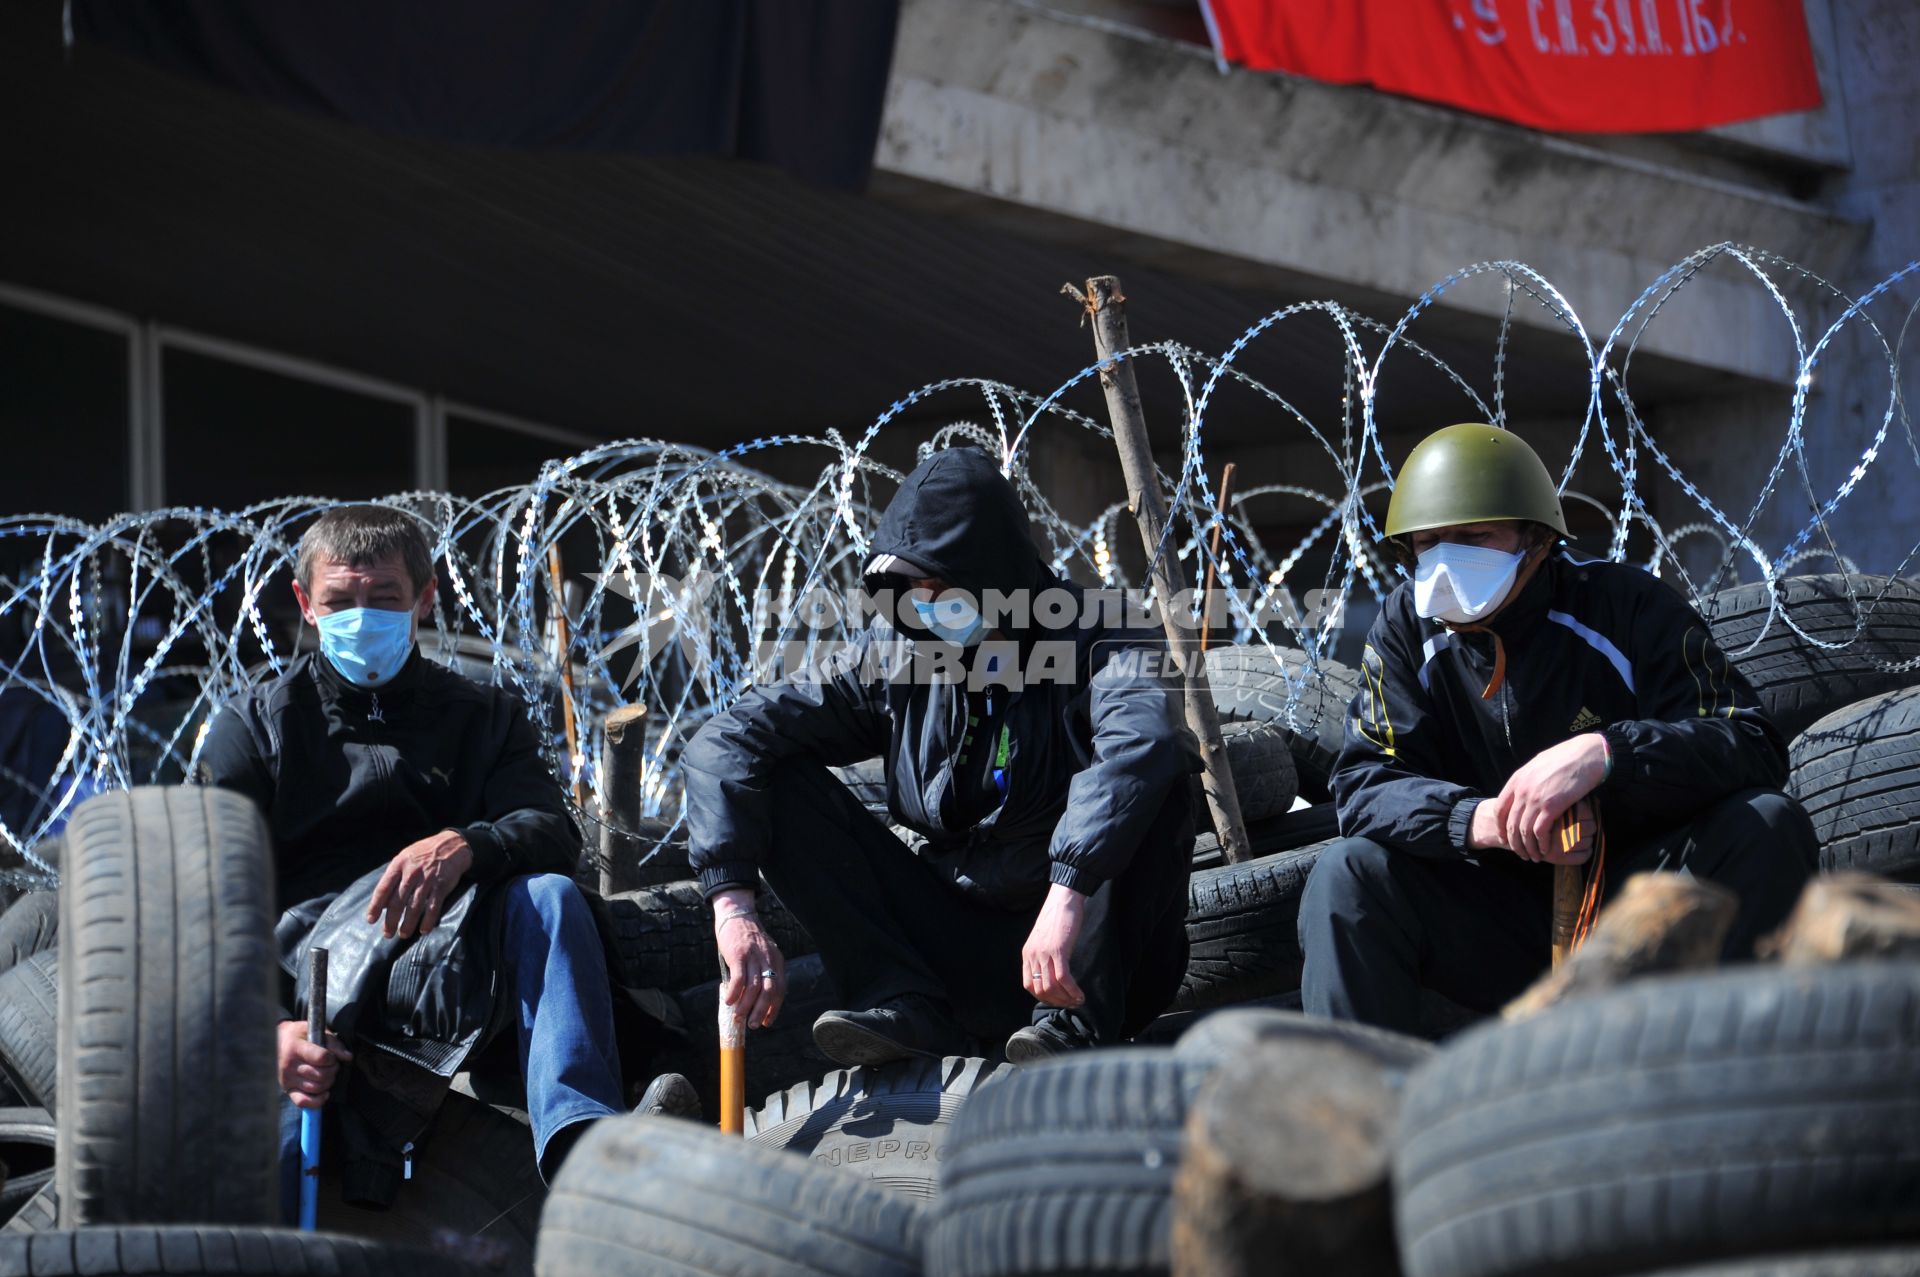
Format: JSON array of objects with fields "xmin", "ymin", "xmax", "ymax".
[
  {"xmin": 683, "ymin": 448, "xmax": 1197, "ymax": 908},
  {"xmin": 1334, "ymin": 549, "xmax": 1789, "ymax": 856}
]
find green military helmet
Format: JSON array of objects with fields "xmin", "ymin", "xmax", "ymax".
[{"xmin": 1383, "ymin": 423, "xmax": 1568, "ymax": 539}]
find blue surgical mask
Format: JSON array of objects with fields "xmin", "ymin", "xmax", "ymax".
[
  {"xmin": 316, "ymin": 607, "xmax": 416, "ymax": 688},
  {"xmin": 911, "ymin": 595, "xmax": 987, "ymax": 647}
]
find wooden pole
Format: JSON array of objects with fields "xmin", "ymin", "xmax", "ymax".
[
  {"xmin": 718, "ymin": 997, "xmax": 746, "ymax": 1135},
  {"xmin": 1550, "ymin": 863, "xmax": 1582, "ymax": 969},
  {"xmin": 547, "ymin": 545, "xmax": 584, "ymax": 808},
  {"xmin": 1200, "ymin": 462, "xmax": 1237, "ymax": 655},
  {"xmin": 1081, "ymin": 276, "xmax": 1250, "ymax": 864}
]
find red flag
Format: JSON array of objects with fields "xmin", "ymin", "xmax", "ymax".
[{"xmin": 1201, "ymin": 0, "xmax": 1821, "ymax": 133}]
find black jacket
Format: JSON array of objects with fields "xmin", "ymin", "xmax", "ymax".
[
  {"xmin": 683, "ymin": 448, "xmax": 1197, "ymax": 908},
  {"xmin": 200, "ymin": 647, "xmax": 577, "ymax": 1206},
  {"xmin": 200, "ymin": 649, "xmax": 577, "ymax": 913},
  {"xmin": 1335, "ymin": 549, "xmax": 1788, "ymax": 857}
]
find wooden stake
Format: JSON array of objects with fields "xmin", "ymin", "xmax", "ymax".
[
  {"xmin": 1200, "ymin": 463, "xmax": 1236, "ymax": 655},
  {"xmin": 599, "ymin": 704, "xmax": 648, "ymax": 897},
  {"xmin": 547, "ymin": 545, "xmax": 584, "ymax": 808},
  {"xmin": 1173, "ymin": 1038, "xmax": 1401, "ymax": 1277},
  {"xmin": 1080, "ymin": 277, "xmax": 1250, "ymax": 863},
  {"xmin": 1510, "ymin": 871, "xmax": 1736, "ymax": 1019},
  {"xmin": 1761, "ymin": 873, "xmax": 1920, "ymax": 965}
]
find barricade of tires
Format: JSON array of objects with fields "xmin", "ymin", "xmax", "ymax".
[
  {"xmin": 530, "ymin": 946, "xmax": 1920, "ymax": 1277},
  {"xmin": 0, "ymin": 787, "xmax": 494, "ymax": 1276},
  {"xmin": 1694, "ymin": 572, "xmax": 1920, "ymax": 884}
]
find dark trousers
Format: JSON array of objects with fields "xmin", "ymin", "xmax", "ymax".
[
  {"xmin": 1298, "ymin": 788, "xmax": 1818, "ymax": 1034},
  {"xmin": 759, "ymin": 759, "xmax": 1193, "ymax": 1046}
]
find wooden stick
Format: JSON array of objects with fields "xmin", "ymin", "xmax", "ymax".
[
  {"xmin": 1081, "ymin": 277, "xmax": 1251, "ymax": 864},
  {"xmin": 547, "ymin": 545, "xmax": 584, "ymax": 808},
  {"xmin": 1550, "ymin": 863, "xmax": 1582, "ymax": 969},
  {"xmin": 717, "ymin": 997, "xmax": 746, "ymax": 1136},
  {"xmin": 1200, "ymin": 463, "xmax": 1237, "ymax": 655}
]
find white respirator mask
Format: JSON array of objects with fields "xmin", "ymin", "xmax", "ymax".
[{"xmin": 1412, "ymin": 542, "xmax": 1526, "ymax": 624}]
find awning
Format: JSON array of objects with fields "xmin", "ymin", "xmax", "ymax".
[{"xmin": 72, "ymin": 0, "xmax": 900, "ymax": 189}]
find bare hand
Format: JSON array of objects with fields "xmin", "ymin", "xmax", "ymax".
[
  {"xmin": 277, "ymin": 1018, "xmax": 353, "ymax": 1110},
  {"xmin": 1469, "ymin": 792, "xmax": 1511, "ymax": 851},
  {"xmin": 1495, "ymin": 733, "xmax": 1609, "ymax": 862},
  {"xmin": 714, "ymin": 888, "xmax": 785, "ymax": 1030},
  {"xmin": 1021, "ymin": 883, "xmax": 1087, "ymax": 1009},
  {"xmin": 366, "ymin": 830, "xmax": 473, "ymax": 938}
]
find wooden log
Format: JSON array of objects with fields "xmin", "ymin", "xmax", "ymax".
[
  {"xmin": 1761, "ymin": 872, "xmax": 1920, "ymax": 965},
  {"xmin": 1080, "ymin": 276, "xmax": 1250, "ymax": 863},
  {"xmin": 1173, "ymin": 1038, "xmax": 1402, "ymax": 1277},
  {"xmin": 1505, "ymin": 871, "xmax": 1736, "ymax": 1020},
  {"xmin": 598, "ymin": 703, "xmax": 649, "ymax": 898}
]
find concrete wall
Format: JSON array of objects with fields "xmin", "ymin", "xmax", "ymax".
[
  {"xmin": 1656, "ymin": 0, "xmax": 1919, "ymax": 582},
  {"xmin": 876, "ymin": 0, "xmax": 1869, "ymax": 386},
  {"xmin": 879, "ymin": 0, "xmax": 1914, "ymax": 583}
]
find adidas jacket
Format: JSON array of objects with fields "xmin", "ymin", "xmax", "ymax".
[{"xmin": 1332, "ymin": 551, "xmax": 1788, "ymax": 858}]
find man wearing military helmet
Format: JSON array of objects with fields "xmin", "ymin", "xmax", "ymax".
[{"xmin": 1297, "ymin": 423, "xmax": 1816, "ymax": 1031}]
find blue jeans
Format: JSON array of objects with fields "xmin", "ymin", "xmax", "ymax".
[{"xmin": 279, "ymin": 872, "xmax": 625, "ymax": 1216}]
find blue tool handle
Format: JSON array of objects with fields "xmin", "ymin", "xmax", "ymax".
[
  {"xmin": 298, "ymin": 1109, "xmax": 321, "ymax": 1230},
  {"xmin": 298, "ymin": 947, "xmax": 328, "ymax": 1232}
]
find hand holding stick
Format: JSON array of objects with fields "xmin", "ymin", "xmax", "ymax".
[{"xmin": 298, "ymin": 948, "xmax": 329, "ymax": 1231}]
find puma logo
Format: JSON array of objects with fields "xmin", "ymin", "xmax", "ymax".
[
  {"xmin": 430, "ymin": 766, "xmax": 453, "ymax": 786},
  {"xmin": 1568, "ymin": 706, "xmax": 1603, "ymax": 734}
]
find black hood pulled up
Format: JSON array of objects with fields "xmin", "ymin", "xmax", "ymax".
[{"xmin": 864, "ymin": 448, "xmax": 1047, "ymax": 601}]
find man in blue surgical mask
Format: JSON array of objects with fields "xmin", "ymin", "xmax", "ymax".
[
  {"xmin": 1296, "ymin": 423, "xmax": 1816, "ymax": 1033},
  {"xmin": 199, "ymin": 504, "xmax": 693, "ymax": 1215}
]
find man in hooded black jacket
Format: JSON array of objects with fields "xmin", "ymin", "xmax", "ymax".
[{"xmin": 683, "ymin": 448, "xmax": 1198, "ymax": 1064}]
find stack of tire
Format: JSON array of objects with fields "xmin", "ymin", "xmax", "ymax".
[
  {"xmin": 532, "ymin": 953, "xmax": 1920, "ymax": 1277},
  {"xmin": 1700, "ymin": 574, "xmax": 1920, "ymax": 886},
  {"xmin": 0, "ymin": 788, "xmax": 491, "ymax": 1277},
  {"xmin": 1390, "ymin": 958, "xmax": 1920, "ymax": 1277}
]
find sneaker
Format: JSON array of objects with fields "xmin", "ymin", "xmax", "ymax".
[
  {"xmin": 1004, "ymin": 1014, "xmax": 1094, "ymax": 1064},
  {"xmin": 634, "ymin": 1071, "xmax": 702, "ymax": 1119},
  {"xmin": 812, "ymin": 994, "xmax": 973, "ymax": 1067}
]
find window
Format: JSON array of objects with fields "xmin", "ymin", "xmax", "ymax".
[
  {"xmin": 0, "ymin": 301, "xmax": 130, "ymax": 523},
  {"xmin": 162, "ymin": 347, "xmax": 415, "ymax": 510}
]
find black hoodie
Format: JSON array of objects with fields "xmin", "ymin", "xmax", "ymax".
[{"xmin": 683, "ymin": 447, "xmax": 1197, "ymax": 908}]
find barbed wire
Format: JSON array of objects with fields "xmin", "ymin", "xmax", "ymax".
[{"xmin": 2, "ymin": 243, "xmax": 1914, "ymax": 886}]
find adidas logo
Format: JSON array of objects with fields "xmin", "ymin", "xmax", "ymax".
[{"xmin": 1568, "ymin": 706, "xmax": 1603, "ymax": 733}]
